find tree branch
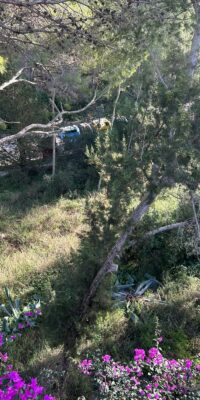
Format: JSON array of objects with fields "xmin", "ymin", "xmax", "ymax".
[
  {"xmin": 150, "ymin": 50, "xmax": 170, "ymax": 89},
  {"xmin": 129, "ymin": 220, "xmax": 189, "ymax": 247},
  {"xmin": 0, "ymin": 0, "xmax": 89, "ymax": 6},
  {"xmin": 0, "ymin": 68, "xmax": 36, "ymax": 91},
  {"xmin": 0, "ymin": 91, "xmax": 97, "ymax": 145},
  {"xmin": 111, "ymin": 85, "xmax": 121, "ymax": 130}
]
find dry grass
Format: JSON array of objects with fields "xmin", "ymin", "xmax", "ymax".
[{"xmin": 0, "ymin": 197, "xmax": 89, "ymax": 287}]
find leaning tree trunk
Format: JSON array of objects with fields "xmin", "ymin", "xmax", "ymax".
[{"xmin": 81, "ymin": 190, "xmax": 158, "ymax": 315}]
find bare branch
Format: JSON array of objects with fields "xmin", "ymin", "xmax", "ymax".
[
  {"xmin": 0, "ymin": 91, "xmax": 97, "ymax": 145},
  {"xmin": 0, "ymin": 124, "xmax": 57, "ymax": 146},
  {"xmin": 0, "ymin": 68, "xmax": 36, "ymax": 91},
  {"xmin": 129, "ymin": 220, "xmax": 189, "ymax": 247},
  {"xmin": 59, "ymin": 89, "xmax": 97, "ymax": 116},
  {"xmin": 150, "ymin": 50, "xmax": 169, "ymax": 89},
  {"xmin": 111, "ymin": 85, "xmax": 121, "ymax": 130},
  {"xmin": 0, "ymin": 0, "xmax": 90, "ymax": 6},
  {"xmin": 0, "ymin": 118, "xmax": 20, "ymax": 125}
]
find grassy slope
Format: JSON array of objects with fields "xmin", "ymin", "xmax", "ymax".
[
  {"xmin": 0, "ymin": 182, "xmax": 182, "ymax": 288},
  {"xmin": 0, "ymin": 196, "xmax": 87, "ymax": 287},
  {"xmin": 0, "ymin": 178, "xmax": 199, "ymax": 399}
]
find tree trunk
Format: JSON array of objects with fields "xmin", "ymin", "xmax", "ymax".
[
  {"xmin": 189, "ymin": 1, "xmax": 200, "ymax": 76},
  {"xmin": 81, "ymin": 190, "xmax": 158, "ymax": 315}
]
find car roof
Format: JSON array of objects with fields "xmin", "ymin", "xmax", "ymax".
[{"xmin": 60, "ymin": 125, "xmax": 79, "ymax": 131}]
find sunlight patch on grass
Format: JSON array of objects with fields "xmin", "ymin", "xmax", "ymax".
[{"xmin": 0, "ymin": 197, "xmax": 89, "ymax": 287}]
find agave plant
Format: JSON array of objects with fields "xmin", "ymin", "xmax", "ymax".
[
  {"xmin": 0, "ymin": 287, "xmax": 21, "ymax": 319},
  {"xmin": 0, "ymin": 287, "xmax": 41, "ymax": 336},
  {"xmin": 112, "ymin": 274, "xmax": 160, "ymax": 322}
]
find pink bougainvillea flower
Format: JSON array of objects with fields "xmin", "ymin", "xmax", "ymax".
[
  {"xmin": 79, "ymin": 358, "xmax": 93, "ymax": 375},
  {"xmin": 196, "ymin": 365, "xmax": 200, "ymax": 371},
  {"xmin": 153, "ymin": 354, "xmax": 163, "ymax": 366},
  {"xmin": 8, "ymin": 370, "xmax": 22, "ymax": 382},
  {"xmin": 9, "ymin": 335, "xmax": 17, "ymax": 343},
  {"xmin": 0, "ymin": 352, "xmax": 8, "ymax": 362},
  {"xmin": 14, "ymin": 379, "xmax": 25, "ymax": 390},
  {"xmin": 134, "ymin": 348, "xmax": 145, "ymax": 362},
  {"xmin": 18, "ymin": 323, "xmax": 25, "ymax": 330},
  {"xmin": 138, "ymin": 389, "xmax": 145, "ymax": 395},
  {"xmin": 148, "ymin": 347, "xmax": 160, "ymax": 359},
  {"xmin": 24, "ymin": 311, "xmax": 34, "ymax": 317},
  {"xmin": 80, "ymin": 359, "xmax": 92, "ymax": 368},
  {"xmin": 102, "ymin": 354, "xmax": 111, "ymax": 363},
  {"xmin": 167, "ymin": 359, "xmax": 180, "ymax": 368},
  {"xmin": 185, "ymin": 359, "xmax": 192, "ymax": 369},
  {"xmin": 125, "ymin": 366, "xmax": 132, "ymax": 374},
  {"xmin": 29, "ymin": 377, "xmax": 44, "ymax": 395},
  {"xmin": 146, "ymin": 384, "xmax": 152, "ymax": 390},
  {"xmin": 130, "ymin": 376, "xmax": 140, "ymax": 385}
]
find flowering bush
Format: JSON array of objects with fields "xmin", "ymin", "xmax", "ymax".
[
  {"xmin": 79, "ymin": 339, "xmax": 200, "ymax": 399},
  {"xmin": 0, "ymin": 290, "xmax": 56, "ymax": 399}
]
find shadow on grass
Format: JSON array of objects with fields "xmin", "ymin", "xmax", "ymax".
[{"xmin": 4, "ymin": 203, "xmax": 115, "ymax": 399}]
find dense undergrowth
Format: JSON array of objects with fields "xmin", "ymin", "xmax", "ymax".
[{"xmin": 0, "ymin": 169, "xmax": 200, "ymax": 399}]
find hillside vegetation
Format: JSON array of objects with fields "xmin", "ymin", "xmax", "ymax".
[
  {"xmin": 0, "ymin": 173, "xmax": 199, "ymax": 398},
  {"xmin": 1, "ymin": 0, "xmax": 200, "ymax": 399}
]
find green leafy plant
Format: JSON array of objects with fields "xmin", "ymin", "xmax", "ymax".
[
  {"xmin": 112, "ymin": 274, "xmax": 160, "ymax": 322},
  {"xmin": 0, "ymin": 287, "xmax": 41, "ymax": 341}
]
